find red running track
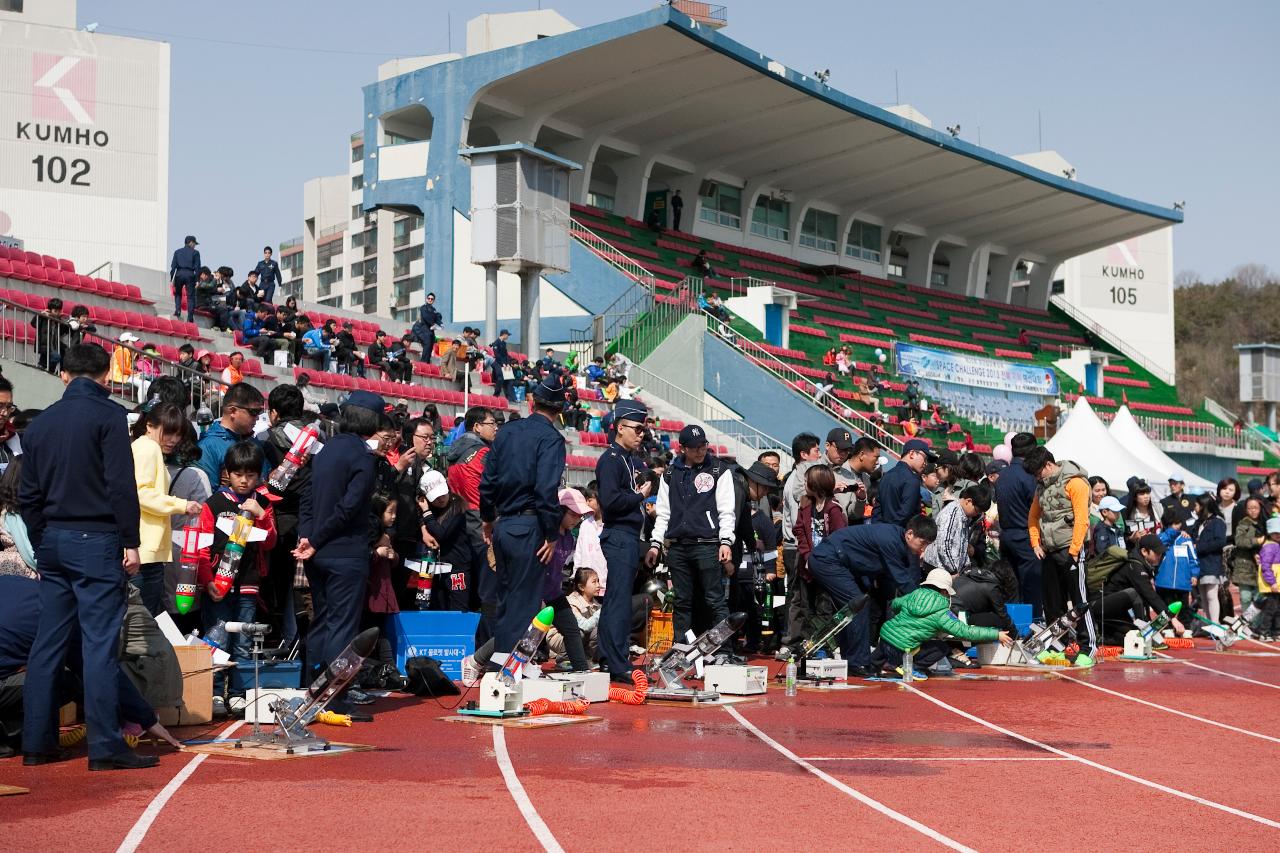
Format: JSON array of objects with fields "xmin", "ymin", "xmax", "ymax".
[{"xmin": 1, "ymin": 643, "xmax": 1277, "ymax": 851}]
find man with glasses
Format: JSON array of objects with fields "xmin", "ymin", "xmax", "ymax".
[
  {"xmin": 392, "ymin": 417, "xmax": 437, "ymax": 607},
  {"xmin": 197, "ymin": 383, "xmax": 266, "ymax": 486},
  {"xmin": 447, "ymin": 407, "xmax": 498, "ymax": 640},
  {"xmin": 595, "ymin": 399, "xmax": 652, "ymax": 681},
  {"xmin": 0, "ymin": 376, "xmax": 16, "ymax": 471}
]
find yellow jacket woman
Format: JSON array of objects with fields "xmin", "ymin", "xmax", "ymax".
[{"xmin": 131, "ymin": 403, "xmax": 201, "ymax": 613}]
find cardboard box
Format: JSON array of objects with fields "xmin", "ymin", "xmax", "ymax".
[
  {"xmin": 391, "ymin": 611, "xmax": 479, "ymax": 679},
  {"xmin": 157, "ymin": 644, "xmax": 214, "ymax": 726}
]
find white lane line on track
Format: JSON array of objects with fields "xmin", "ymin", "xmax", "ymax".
[
  {"xmin": 492, "ymin": 725, "xmax": 565, "ymax": 853},
  {"xmin": 726, "ymin": 705, "xmax": 976, "ymax": 852},
  {"xmin": 1157, "ymin": 654, "xmax": 1280, "ymax": 689},
  {"xmin": 903, "ymin": 685, "xmax": 1280, "ymax": 830},
  {"xmin": 116, "ymin": 721, "xmax": 244, "ymax": 853},
  {"xmin": 800, "ymin": 756, "xmax": 1069, "ymax": 762},
  {"xmin": 1054, "ymin": 673, "xmax": 1280, "ymax": 744}
]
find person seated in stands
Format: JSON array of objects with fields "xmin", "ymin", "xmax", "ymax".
[
  {"xmin": 537, "ymin": 347, "xmax": 558, "ymax": 375},
  {"xmin": 384, "ymin": 335, "xmax": 414, "ymax": 384},
  {"xmin": 873, "ymin": 569, "xmax": 1013, "ymax": 679},
  {"xmin": 240, "ymin": 303, "xmax": 270, "ymax": 347},
  {"xmin": 302, "ymin": 319, "xmax": 334, "ymax": 372},
  {"xmin": 691, "ymin": 249, "xmax": 713, "ymax": 278},
  {"xmin": 963, "ymin": 431, "xmax": 976, "ymax": 452},
  {"xmin": 194, "ymin": 266, "xmax": 226, "ymax": 330},
  {"xmin": 334, "ymin": 322, "xmax": 364, "ymax": 377},
  {"xmin": 367, "ymin": 330, "xmax": 391, "ymax": 377},
  {"xmin": 706, "ymin": 293, "xmax": 731, "ymax": 323},
  {"xmin": 130, "ymin": 344, "xmax": 162, "ymax": 398},
  {"xmin": 813, "ymin": 373, "xmax": 835, "ymax": 405},
  {"xmin": 1017, "ymin": 328, "xmax": 1041, "ymax": 354},
  {"xmin": 835, "ymin": 347, "xmax": 852, "ymax": 375},
  {"xmin": 220, "ymin": 351, "xmax": 245, "ymax": 385},
  {"xmin": 250, "ymin": 305, "xmax": 294, "ymax": 363},
  {"xmin": 562, "ymin": 382, "xmax": 588, "ymax": 431},
  {"xmin": 823, "ymin": 348, "xmax": 837, "ymax": 367},
  {"xmin": 902, "ymin": 414, "xmax": 920, "ymax": 437},
  {"xmin": 585, "ymin": 356, "xmax": 606, "ymax": 387}
]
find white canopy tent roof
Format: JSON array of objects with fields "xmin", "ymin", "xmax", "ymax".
[
  {"xmin": 1047, "ymin": 398, "xmax": 1169, "ymax": 497},
  {"xmin": 1107, "ymin": 406, "xmax": 1215, "ymax": 493}
]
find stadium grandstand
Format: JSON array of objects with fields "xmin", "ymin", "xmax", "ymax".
[{"xmin": 1, "ymin": 2, "xmax": 1275, "ymax": 484}]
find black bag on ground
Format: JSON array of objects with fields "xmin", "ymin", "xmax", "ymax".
[{"xmin": 404, "ymin": 656, "xmax": 460, "ymax": 696}]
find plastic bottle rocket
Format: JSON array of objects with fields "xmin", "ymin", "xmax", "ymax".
[
  {"xmin": 268, "ymin": 422, "xmax": 320, "ymax": 492},
  {"xmin": 784, "ymin": 657, "xmax": 797, "ymax": 697},
  {"xmin": 497, "ymin": 606, "xmax": 555, "ymax": 688},
  {"xmin": 214, "ymin": 511, "xmax": 256, "ymax": 598},
  {"xmin": 799, "ymin": 596, "xmax": 869, "ymax": 659},
  {"xmin": 416, "ymin": 547, "xmax": 437, "ymax": 609},
  {"xmin": 272, "ymin": 627, "xmax": 379, "ymax": 734},
  {"xmin": 1139, "ymin": 600, "xmax": 1182, "ymax": 640},
  {"xmin": 648, "ymin": 612, "xmax": 748, "ymax": 688},
  {"xmin": 174, "ymin": 518, "xmax": 204, "ymax": 614}
]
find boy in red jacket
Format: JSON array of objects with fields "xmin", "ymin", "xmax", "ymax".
[{"xmin": 196, "ymin": 441, "xmax": 276, "ymax": 700}]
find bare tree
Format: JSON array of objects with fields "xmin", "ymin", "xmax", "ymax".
[
  {"xmin": 1231, "ymin": 263, "xmax": 1275, "ymax": 289},
  {"xmin": 1174, "ymin": 269, "xmax": 1201, "ymax": 288}
]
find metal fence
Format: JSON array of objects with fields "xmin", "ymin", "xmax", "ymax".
[{"xmin": 0, "ymin": 295, "xmax": 255, "ymax": 413}]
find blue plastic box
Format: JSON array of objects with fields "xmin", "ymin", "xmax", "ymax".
[
  {"xmin": 390, "ymin": 611, "xmax": 480, "ymax": 679},
  {"xmin": 1006, "ymin": 603, "xmax": 1033, "ymax": 635},
  {"xmin": 234, "ymin": 660, "xmax": 302, "ymax": 690}
]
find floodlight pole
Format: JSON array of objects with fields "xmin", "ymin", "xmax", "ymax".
[{"xmin": 520, "ymin": 267, "xmax": 541, "ymax": 360}]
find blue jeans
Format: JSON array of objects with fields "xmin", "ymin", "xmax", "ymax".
[
  {"xmin": 23, "ymin": 529, "xmax": 129, "ymax": 759},
  {"xmin": 131, "ymin": 562, "xmax": 166, "ymax": 617},
  {"xmin": 599, "ymin": 526, "xmax": 641, "ymax": 676},
  {"xmin": 303, "ymin": 346, "xmax": 332, "ymax": 372},
  {"xmin": 203, "ymin": 591, "xmax": 257, "ymax": 695}
]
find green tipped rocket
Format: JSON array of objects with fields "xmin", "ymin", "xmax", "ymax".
[
  {"xmin": 1140, "ymin": 600, "xmax": 1182, "ymax": 640},
  {"xmin": 497, "ymin": 606, "xmax": 557, "ymax": 687}
]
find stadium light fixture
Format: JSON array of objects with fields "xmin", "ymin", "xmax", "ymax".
[{"xmin": 946, "ymin": 124, "xmax": 961, "ymax": 138}]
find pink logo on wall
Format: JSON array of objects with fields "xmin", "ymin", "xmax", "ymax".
[
  {"xmin": 1106, "ymin": 238, "xmax": 1139, "ymax": 267},
  {"xmin": 32, "ymin": 54, "xmax": 96, "ymax": 124}
]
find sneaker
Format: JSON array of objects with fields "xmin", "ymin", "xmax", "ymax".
[
  {"xmin": 774, "ymin": 645, "xmax": 793, "ymax": 662},
  {"xmin": 1152, "ymin": 640, "xmax": 1169, "ymax": 651},
  {"xmin": 1072, "ymin": 653, "xmax": 1095, "ymax": 668},
  {"xmin": 88, "ymin": 752, "xmax": 159, "ymax": 771},
  {"xmin": 211, "ymin": 696, "xmax": 227, "ymax": 717},
  {"xmin": 949, "ymin": 653, "xmax": 980, "ymax": 670},
  {"xmin": 628, "ymin": 644, "xmax": 646, "ymax": 656},
  {"xmin": 227, "ymin": 696, "xmax": 247, "ymax": 717},
  {"xmin": 460, "ymin": 655, "xmax": 482, "ymax": 688},
  {"xmin": 893, "ymin": 666, "xmax": 928, "ymax": 681},
  {"xmin": 346, "ymin": 689, "xmax": 375, "ymax": 705}
]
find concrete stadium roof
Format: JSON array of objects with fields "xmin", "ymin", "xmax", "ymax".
[{"xmin": 469, "ymin": 6, "xmax": 1181, "ymax": 263}]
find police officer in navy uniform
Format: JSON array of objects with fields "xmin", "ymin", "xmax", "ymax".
[
  {"xmin": 595, "ymin": 399, "xmax": 652, "ymax": 682},
  {"xmin": 645, "ymin": 424, "xmax": 737, "ymax": 642},
  {"xmin": 169, "ymin": 235, "xmax": 201, "ymax": 322},
  {"xmin": 253, "ymin": 246, "xmax": 283, "ymax": 306},
  {"xmin": 478, "ymin": 373, "xmax": 568, "ymax": 658}
]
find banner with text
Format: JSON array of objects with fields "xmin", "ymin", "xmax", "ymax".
[{"xmin": 895, "ymin": 343, "xmax": 1058, "ymax": 397}]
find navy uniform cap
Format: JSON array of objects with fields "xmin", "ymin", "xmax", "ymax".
[
  {"xmin": 344, "ymin": 389, "xmax": 386, "ymax": 413},
  {"xmin": 614, "ymin": 399, "xmax": 647, "ymax": 423},
  {"xmin": 531, "ymin": 373, "xmax": 566, "ymax": 404}
]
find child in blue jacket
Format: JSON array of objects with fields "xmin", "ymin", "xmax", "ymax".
[{"xmin": 1155, "ymin": 508, "xmax": 1199, "ymax": 636}]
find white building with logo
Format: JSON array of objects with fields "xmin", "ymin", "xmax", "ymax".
[{"xmin": 0, "ymin": 0, "xmax": 170, "ymax": 272}]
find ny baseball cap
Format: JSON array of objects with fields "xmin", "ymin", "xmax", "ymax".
[{"xmin": 678, "ymin": 424, "xmax": 708, "ymax": 448}]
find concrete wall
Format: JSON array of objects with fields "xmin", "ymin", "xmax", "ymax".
[
  {"xmin": 4, "ymin": 360, "xmax": 73, "ymax": 410},
  {"xmin": 702, "ymin": 332, "xmax": 842, "ymax": 444},
  {"xmin": 640, "ymin": 314, "xmax": 705, "ymax": 394}
]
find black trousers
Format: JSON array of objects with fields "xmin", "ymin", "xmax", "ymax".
[
  {"xmin": 668, "ymin": 542, "xmax": 727, "ymax": 642},
  {"xmin": 1042, "ymin": 547, "xmax": 1097, "ymax": 653}
]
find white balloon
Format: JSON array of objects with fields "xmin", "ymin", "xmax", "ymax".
[
  {"xmin": 874, "ymin": 348, "xmax": 883, "ymax": 356},
  {"xmin": 920, "ymin": 399, "xmax": 929, "ymax": 408},
  {"xmin": 842, "ymin": 407, "xmax": 854, "ymax": 417},
  {"xmin": 878, "ymin": 353, "xmax": 887, "ymax": 363}
]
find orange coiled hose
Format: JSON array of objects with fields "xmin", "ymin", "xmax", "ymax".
[
  {"xmin": 1164, "ymin": 637, "xmax": 1194, "ymax": 649},
  {"xmin": 523, "ymin": 698, "xmax": 589, "ymax": 716},
  {"xmin": 608, "ymin": 669, "xmax": 648, "ymax": 705}
]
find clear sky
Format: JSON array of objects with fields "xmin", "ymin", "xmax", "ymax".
[{"xmin": 79, "ymin": 0, "xmax": 1279, "ymax": 282}]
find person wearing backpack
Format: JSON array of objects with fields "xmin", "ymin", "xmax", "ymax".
[
  {"xmin": 1085, "ymin": 534, "xmax": 1168, "ymax": 645},
  {"xmin": 1023, "ymin": 446, "xmax": 1096, "ymax": 656}
]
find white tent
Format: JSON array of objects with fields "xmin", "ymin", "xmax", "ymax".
[
  {"xmin": 1047, "ymin": 398, "xmax": 1168, "ymax": 495},
  {"xmin": 1107, "ymin": 406, "xmax": 1216, "ymax": 492}
]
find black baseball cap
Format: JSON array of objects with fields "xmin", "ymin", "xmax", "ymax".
[{"xmin": 826, "ymin": 427, "xmax": 854, "ymax": 452}]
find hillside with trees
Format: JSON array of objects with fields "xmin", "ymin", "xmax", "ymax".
[{"xmin": 1173, "ymin": 264, "xmax": 1277, "ymax": 412}]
